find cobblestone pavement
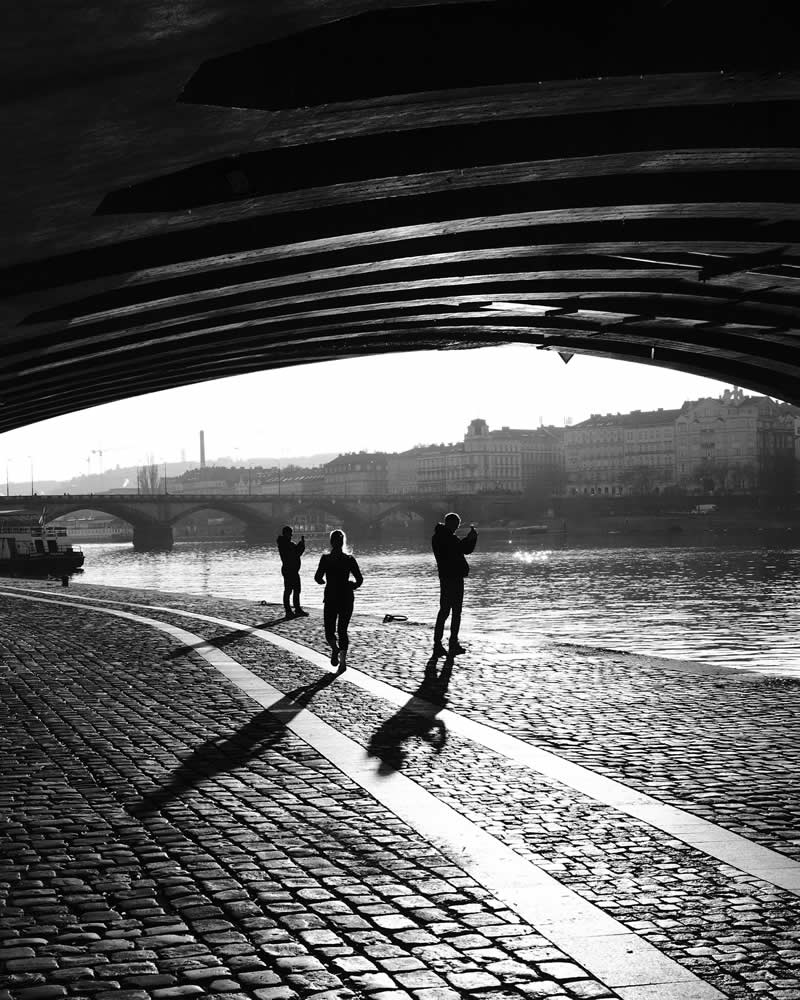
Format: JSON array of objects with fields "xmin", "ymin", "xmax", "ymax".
[
  {"xmin": 42, "ymin": 580, "xmax": 800, "ymax": 856},
  {"xmin": 2, "ymin": 581, "xmax": 800, "ymax": 1000}
]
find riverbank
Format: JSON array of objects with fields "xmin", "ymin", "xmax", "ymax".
[
  {"xmin": 1, "ymin": 577, "xmax": 799, "ymax": 1000},
  {"xmin": 517, "ymin": 511, "xmax": 800, "ymax": 540}
]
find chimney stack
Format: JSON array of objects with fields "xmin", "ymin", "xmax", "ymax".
[{"xmin": 200, "ymin": 430, "xmax": 206, "ymax": 469}]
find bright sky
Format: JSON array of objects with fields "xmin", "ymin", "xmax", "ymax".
[{"xmin": 0, "ymin": 346, "xmax": 732, "ymax": 483}]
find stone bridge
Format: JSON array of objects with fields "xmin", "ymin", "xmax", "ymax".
[
  {"xmin": 1, "ymin": 2, "xmax": 799, "ymax": 433},
  {"xmin": 6, "ymin": 493, "xmax": 520, "ymax": 550}
]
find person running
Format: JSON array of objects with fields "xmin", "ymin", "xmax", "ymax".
[
  {"xmin": 314, "ymin": 529, "xmax": 363, "ymax": 671},
  {"xmin": 276, "ymin": 525, "xmax": 308, "ymax": 618},
  {"xmin": 432, "ymin": 512, "xmax": 478, "ymax": 657}
]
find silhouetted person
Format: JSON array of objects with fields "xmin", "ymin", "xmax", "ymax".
[
  {"xmin": 432, "ymin": 512, "xmax": 477, "ymax": 657},
  {"xmin": 315, "ymin": 529, "xmax": 363, "ymax": 671},
  {"xmin": 277, "ymin": 525, "xmax": 308, "ymax": 618}
]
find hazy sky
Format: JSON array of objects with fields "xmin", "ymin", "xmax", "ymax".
[{"xmin": 1, "ymin": 345, "xmax": 732, "ymax": 484}]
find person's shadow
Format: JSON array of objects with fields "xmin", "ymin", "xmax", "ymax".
[
  {"xmin": 129, "ymin": 674, "xmax": 336, "ymax": 816},
  {"xmin": 367, "ymin": 657, "xmax": 453, "ymax": 774},
  {"xmin": 168, "ymin": 616, "xmax": 289, "ymax": 659}
]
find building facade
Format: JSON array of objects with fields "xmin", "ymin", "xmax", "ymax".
[
  {"xmin": 386, "ymin": 448, "xmax": 427, "ymax": 495},
  {"xmin": 566, "ymin": 408, "xmax": 681, "ymax": 495},
  {"xmin": 246, "ymin": 470, "xmax": 324, "ymax": 496},
  {"xmin": 675, "ymin": 388, "xmax": 796, "ymax": 492},
  {"xmin": 323, "ymin": 452, "xmax": 389, "ymax": 496},
  {"xmin": 507, "ymin": 425, "xmax": 566, "ymax": 493},
  {"xmin": 564, "ymin": 413, "xmax": 626, "ymax": 495},
  {"xmin": 462, "ymin": 419, "xmax": 523, "ymax": 493}
]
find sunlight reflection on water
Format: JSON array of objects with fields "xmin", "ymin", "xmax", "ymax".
[
  {"xmin": 72, "ymin": 538, "xmax": 800, "ymax": 676},
  {"xmin": 513, "ymin": 549, "xmax": 552, "ymax": 565}
]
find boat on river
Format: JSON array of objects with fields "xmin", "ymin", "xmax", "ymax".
[{"xmin": 0, "ymin": 522, "xmax": 84, "ymax": 575}]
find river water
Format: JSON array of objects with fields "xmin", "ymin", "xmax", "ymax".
[{"xmin": 69, "ymin": 536, "xmax": 800, "ymax": 676}]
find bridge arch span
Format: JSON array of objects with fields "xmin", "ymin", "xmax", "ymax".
[
  {"xmin": 21, "ymin": 498, "xmax": 161, "ymax": 530},
  {"xmin": 368, "ymin": 501, "xmax": 441, "ymax": 529},
  {"xmin": 2, "ymin": 2, "xmax": 800, "ymax": 435},
  {"xmin": 167, "ymin": 501, "xmax": 275, "ymax": 530},
  {"xmin": 168, "ymin": 502, "xmax": 284, "ymax": 546},
  {"xmin": 278, "ymin": 499, "xmax": 373, "ymax": 534}
]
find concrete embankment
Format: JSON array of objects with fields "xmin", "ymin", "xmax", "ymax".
[{"xmin": 1, "ymin": 578, "xmax": 799, "ymax": 1000}]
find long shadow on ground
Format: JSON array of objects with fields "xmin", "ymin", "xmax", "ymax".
[
  {"xmin": 367, "ymin": 657, "xmax": 453, "ymax": 774},
  {"xmin": 168, "ymin": 615, "xmax": 291, "ymax": 658},
  {"xmin": 129, "ymin": 673, "xmax": 336, "ymax": 815}
]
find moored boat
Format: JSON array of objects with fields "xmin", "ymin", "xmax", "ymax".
[{"xmin": 0, "ymin": 522, "xmax": 84, "ymax": 574}]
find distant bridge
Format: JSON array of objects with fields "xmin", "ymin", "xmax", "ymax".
[{"xmin": 5, "ymin": 493, "xmax": 522, "ymax": 550}]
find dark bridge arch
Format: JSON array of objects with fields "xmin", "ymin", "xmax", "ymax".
[
  {"xmin": 369, "ymin": 501, "xmax": 442, "ymax": 529},
  {"xmin": 1, "ymin": 1, "xmax": 799, "ymax": 429},
  {"xmin": 278, "ymin": 499, "xmax": 372, "ymax": 535},
  {"xmin": 15, "ymin": 496, "xmax": 174, "ymax": 551},
  {"xmin": 17, "ymin": 497, "xmax": 162, "ymax": 530}
]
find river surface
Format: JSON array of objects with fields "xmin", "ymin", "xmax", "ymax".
[{"xmin": 67, "ymin": 536, "xmax": 800, "ymax": 676}]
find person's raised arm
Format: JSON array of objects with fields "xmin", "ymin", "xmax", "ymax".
[
  {"xmin": 314, "ymin": 556, "xmax": 326, "ymax": 585},
  {"xmin": 461, "ymin": 525, "xmax": 478, "ymax": 554},
  {"xmin": 350, "ymin": 558, "xmax": 364, "ymax": 590},
  {"xmin": 297, "ymin": 536, "xmax": 306, "ymax": 557}
]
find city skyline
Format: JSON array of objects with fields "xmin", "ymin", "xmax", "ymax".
[{"xmin": 0, "ymin": 345, "xmax": 737, "ymax": 484}]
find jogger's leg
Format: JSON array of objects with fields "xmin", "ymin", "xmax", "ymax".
[
  {"xmin": 337, "ymin": 596, "xmax": 354, "ymax": 652},
  {"xmin": 323, "ymin": 602, "xmax": 338, "ymax": 651}
]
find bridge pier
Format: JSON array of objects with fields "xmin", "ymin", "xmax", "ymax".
[{"xmin": 133, "ymin": 523, "xmax": 174, "ymax": 551}]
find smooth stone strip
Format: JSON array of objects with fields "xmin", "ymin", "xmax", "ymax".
[
  {"xmin": 15, "ymin": 585, "xmax": 800, "ymax": 898},
  {"xmin": 0, "ymin": 590, "xmax": 723, "ymax": 999}
]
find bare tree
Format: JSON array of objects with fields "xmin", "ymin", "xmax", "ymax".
[
  {"xmin": 622, "ymin": 464, "xmax": 654, "ymax": 496},
  {"xmin": 138, "ymin": 457, "xmax": 161, "ymax": 495},
  {"xmin": 693, "ymin": 459, "xmax": 728, "ymax": 494}
]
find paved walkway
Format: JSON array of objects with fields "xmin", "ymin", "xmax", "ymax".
[{"xmin": 1, "ymin": 579, "xmax": 799, "ymax": 1000}]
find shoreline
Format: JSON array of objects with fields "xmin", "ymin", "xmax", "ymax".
[{"xmin": 5, "ymin": 574, "xmax": 772, "ymax": 681}]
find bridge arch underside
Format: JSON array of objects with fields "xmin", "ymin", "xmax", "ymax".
[
  {"xmin": 1, "ymin": 2, "xmax": 800, "ymax": 431},
  {"xmin": 370, "ymin": 504, "xmax": 440, "ymax": 529},
  {"xmin": 45, "ymin": 502, "xmax": 162, "ymax": 532},
  {"xmin": 168, "ymin": 504, "xmax": 280, "ymax": 547}
]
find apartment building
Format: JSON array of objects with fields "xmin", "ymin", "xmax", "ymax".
[
  {"xmin": 676, "ymin": 388, "xmax": 796, "ymax": 491},
  {"xmin": 566, "ymin": 408, "xmax": 681, "ymax": 495},
  {"xmin": 244, "ymin": 470, "xmax": 324, "ymax": 496},
  {"xmin": 506, "ymin": 425, "xmax": 566, "ymax": 489},
  {"xmin": 323, "ymin": 452, "xmax": 389, "ymax": 496},
  {"xmin": 387, "ymin": 447, "xmax": 428, "ymax": 495}
]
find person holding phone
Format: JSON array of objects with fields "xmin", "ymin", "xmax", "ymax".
[
  {"xmin": 431, "ymin": 512, "xmax": 478, "ymax": 657},
  {"xmin": 276, "ymin": 525, "xmax": 308, "ymax": 618}
]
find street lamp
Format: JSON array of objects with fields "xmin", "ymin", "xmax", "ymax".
[
  {"xmin": 5, "ymin": 460, "xmax": 10, "ymax": 497},
  {"xmin": 27, "ymin": 456, "xmax": 34, "ymax": 496}
]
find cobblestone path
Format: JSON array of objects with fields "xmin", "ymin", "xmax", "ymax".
[{"xmin": 2, "ymin": 581, "xmax": 799, "ymax": 1000}]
